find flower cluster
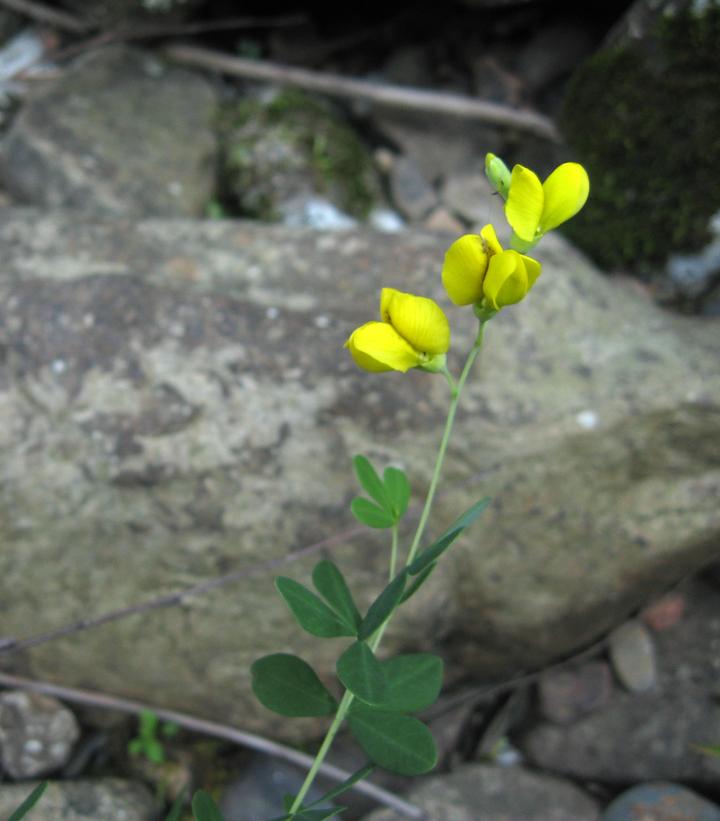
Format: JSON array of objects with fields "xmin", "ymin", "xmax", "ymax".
[{"xmin": 346, "ymin": 153, "xmax": 589, "ymax": 374}]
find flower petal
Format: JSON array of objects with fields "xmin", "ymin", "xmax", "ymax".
[
  {"xmin": 345, "ymin": 322, "xmax": 422, "ymax": 373},
  {"xmin": 479, "ymin": 223, "xmax": 503, "ymax": 257},
  {"xmin": 483, "ymin": 250, "xmax": 529, "ymax": 310},
  {"xmin": 505, "ymin": 165, "xmax": 544, "ymax": 243},
  {"xmin": 540, "ymin": 162, "xmax": 589, "ymax": 233},
  {"xmin": 520, "ymin": 253, "xmax": 542, "ymax": 290},
  {"xmin": 441, "ymin": 234, "xmax": 488, "ymax": 306},
  {"xmin": 382, "ymin": 290, "xmax": 450, "ymax": 356}
]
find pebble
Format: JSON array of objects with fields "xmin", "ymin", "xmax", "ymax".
[
  {"xmin": 601, "ymin": 781, "xmax": 720, "ymax": 821},
  {"xmin": 368, "ymin": 206, "xmax": 405, "ymax": 233},
  {"xmin": 423, "ymin": 206, "xmax": 465, "ymax": 235},
  {"xmin": 640, "ymin": 592, "xmax": 686, "ymax": 632},
  {"xmin": 0, "ymin": 690, "xmax": 80, "ymax": 778},
  {"xmin": 538, "ymin": 661, "xmax": 613, "ymax": 724},
  {"xmin": 388, "ymin": 155, "xmax": 437, "ymax": 221},
  {"xmin": 280, "ymin": 196, "xmax": 357, "ymax": 230},
  {"xmin": 608, "ymin": 619, "xmax": 658, "ymax": 692}
]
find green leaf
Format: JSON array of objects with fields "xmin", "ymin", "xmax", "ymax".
[
  {"xmin": 376, "ymin": 654, "xmax": 443, "ymax": 713},
  {"xmin": 383, "ymin": 467, "xmax": 410, "ymax": 519},
  {"xmin": 276, "ymin": 577, "xmax": 356, "ymax": 637},
  {"xmin": 303, "ymin": 763, "xmax": 374, "ymax": 809},
  {"xmin": 312, "ymin": 560, "xmax": 362, "ymax": 632},
  {"xmin": 8, "ymin": 782, "xmax": 48, "ymax": 821},
  {"xmin": 351, "ymin": 497, "xmax": 395, "ymax": 529},
  {"xmin": 251, "ymin": 653, "xmax": 337, "ymax": 717},
  {"xmin": 336, "ymin": 642, "xmax": 386, "ymax": 705},
  {"xmin": 358, "ymin": 572, "xmax": 407, "ymax": 641},
  {"xmin": 693, "ymin": 743, "xmax": 720, "ymax": 758},
  {"xmin": 348, "ymin": 703, "xmax": 437, "ymax": 775},
  {"xmin": 191, "ymin": 790, "xmax": 224, "ymax": 821},
  {"xmin": 161, "ymin": 720, "xmax": 180, "ymax": 738},
  {"xmin": 353, "ymin": 455, "xmax": 390, "ymax": 509},
  {"xmin": 408, "ymin": 497, "xmax": 491, "ymax": 576},
  {"xmin": 139, "ymin": 708, "xmax": 158, "ymax": 736},
  {"xmin": 127, "ymin": 738, "xmax": 144, "ymax": 756},
  {"xmin": 145, "ymin": 739, "xmax": 166, "ymax": 764},
  {"xmin": 164, "ymin": 787, "xmax": 187, "ymax": 821},
  {"xmin": 399, "ymin": 562, "xmax": 436, "ymax": 604}
]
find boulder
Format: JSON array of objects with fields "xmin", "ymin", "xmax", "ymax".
[
  {"xmin": 0, "ymin": 211, "xmax": 718, "ymax": 740},
  {"xmin": 0, "ymin": 47, "xmax": 218, "ymax": 216}
]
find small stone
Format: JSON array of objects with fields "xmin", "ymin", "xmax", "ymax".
[
  {"xmin": 538, "ymin": 661, "xmax": 613, "ymax": 724},
  {"xmin": 0, "ymin": 778, "xmax": 156, "ymax": 820},
  {"xmin": 601, "ymin": 781, "xmax": 720, "ymax": 821},
  {"xmin": 368, "ymin": 207, "xmax": 405, "ymax": 233},
  {"xmin": 364, "ymin": 763, "xmax": 599, "ymax": 820},
  {"xmin": 388, "ymin": 155, "xmax": 437, "ymax": 221},
  {"xmin": 0, "ymin": 691, "xmax": 80, "ymax": 779},
  {"xmin": 641, "ymin": 592, "xmax": 686, "ymax": 632},
  {"xmin": 423, "ymin": 206, "xmax": 465, "ymax": 235},
  {"xmin": 608, "ymin": 620, "xmax": 657, "ymax": 692},
  {"xmin": 441, "ymin": 172, "xmax": 498, "ymax": 225}
]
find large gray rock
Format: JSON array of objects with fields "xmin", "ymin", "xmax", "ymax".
[
  {"xmin": 0, "ymin": 47, "xmax": 217, "ymax": 216},
  {"xmin": 0, "ymin": 212, "xmax": 718, "ymax": 740}
]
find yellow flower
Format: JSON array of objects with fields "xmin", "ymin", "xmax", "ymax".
[
  {"xmin": 345, "ymin": 288, "xmax": 450, "ymax": 373},
  {"xmin": 442, "ymin": 224, "xmax": 541, "ymax": 311},
  {"xmin": 505, "ymin": 162, "xmax": 589, "ymax": 249}
]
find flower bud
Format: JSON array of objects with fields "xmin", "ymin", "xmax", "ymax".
[{"xmin": 485, "ymin": 153, "xmax": 511, "ymax": 200}]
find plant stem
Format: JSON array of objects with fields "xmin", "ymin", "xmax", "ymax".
[
  {"xmin": 288, "ymin": 321, "xmax": 487, "ymax": 815},
  {"xmin": 389, "ymin": 525, "xmax": 399, "ymax": 580},
  {"xmin": 405, "ymin": 323, "xmax": 485, "ymax": 566},
  {"xmin": 289, "ymin": 690, "xmax": 355, "ymax": 814}
]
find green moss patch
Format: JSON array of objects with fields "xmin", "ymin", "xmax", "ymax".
[{"xmin": 561, "ymin": 6, "xmax": 720, "ymax": 274}]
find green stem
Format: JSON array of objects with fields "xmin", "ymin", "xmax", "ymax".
[
  {"xmin": 406, "ymin": 322, "xmax": 485, "ymax": 566},
  {"xmin": 289, "ymin": 690, "xmax": 355, "ymax": 814},
  {"xmin": 389, "ymin": 525, "xmax": 399, "ymax": 580},
  {"xmin": 289, "ymin": 321, "xmax": 488, "ymax": 816}
]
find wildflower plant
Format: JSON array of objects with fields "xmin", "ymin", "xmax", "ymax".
[{"xmin": 243, "ymin": 152, "xmax": 590, "ymax": 820}]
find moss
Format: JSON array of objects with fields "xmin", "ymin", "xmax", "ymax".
[
  {"xmin": 217, "ymin": 89, "xmax": 377, "ymax": 220},
  {"xmin": 560, "ymin": 6, "xmax": 720, "ymax": 274}
]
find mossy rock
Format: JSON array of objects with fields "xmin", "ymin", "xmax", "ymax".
[
  {"xmin": 560, "ymin": 5, "xmax": 720, "ymax": 274},
  {"xmin": 217, "ymin": 89, "xmax": 379, "ymax": 221}
]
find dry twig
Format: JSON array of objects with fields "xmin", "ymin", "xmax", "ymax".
[
  {"xmin": 164, "ymin": 43, "xmax": 560, "ymax": 142},
  {"xmin": 0, "ymin": 0, "xmax": 91, "ymax": 33},
  {"xmin": 0, "ymin": 671, "xmax": 427, "ymax": 819}
]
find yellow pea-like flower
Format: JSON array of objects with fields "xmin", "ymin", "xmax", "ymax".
[
  {"xmin": 505, "ymin": 162, "xmax": 590, "ymax": 249},
  {"xmin": 345, "ymin": 288, "xmax": 450, "ymax": 374},
  {"xmin": 442, "ymin": 224, "xmax": 541, "ymax": 311}
]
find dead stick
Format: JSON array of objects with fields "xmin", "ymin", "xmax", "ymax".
[
  {"xmin": 0, "ymin": 671, "xmax": 427, "ymax": 819},
  {"xmin": 0, "ymin": 0, "xmax": 91, "ymax": 33},
  {"xmin": 164, "ymin": 43, "xmax": 560, "ymax": 142}
]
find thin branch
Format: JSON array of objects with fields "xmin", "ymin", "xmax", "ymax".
[
  {"xmin": 0, "ymin": 671, "xmax": 427, "ymax": 820},
  {"xmin": 164, "ymin": 44, "xmax": 560, "ymax": 142},
  {"xmin": 0, "ymin": 0, "xmax": 91, "ymax": 33},
  {"xmin": 0, "ymin": 520, "xmax": 372, "ymax": 656}
]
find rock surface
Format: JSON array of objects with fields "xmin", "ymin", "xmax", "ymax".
[
  {"xmin": 0, "ymin": 212, "xmax": 719, "ymax": 738},
  {"xmin": 0, "ymin": 47, "xmax": 217, "ymax": 216},
  {"xmin": 601, "ymin": 782, "xmax": 720, "ymax": 821},
  {"xmin": 0, "ymin": 690, "xmax": 79, "ymax": 778},
  {"xmin": 363, "ymin": 763, "xmax": 599, "ymax": 820},
  {"xmin": 0, "ymin": 778, "xmax": 155, "ymax": 820},
  {"xmin": 518, "ymin": 579, "xmax": 720, "ymax": 787}
]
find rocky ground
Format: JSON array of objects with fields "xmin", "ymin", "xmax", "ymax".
[{"xmin": 0, "ymin": 1, "xmax": 719, "ymax": 819}]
